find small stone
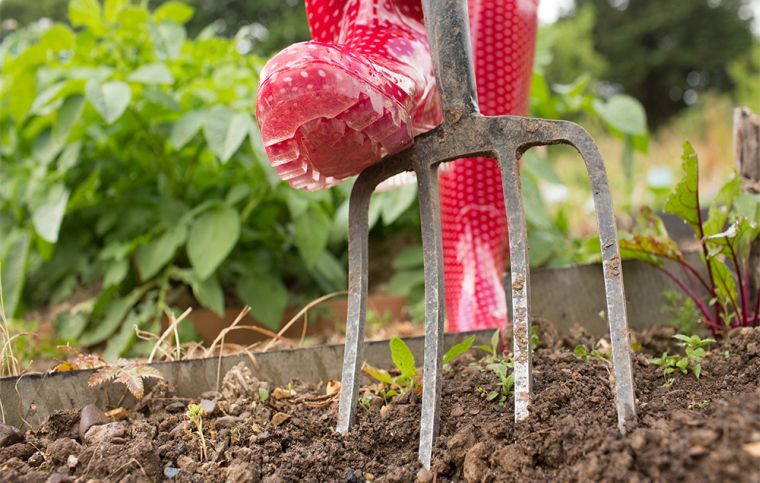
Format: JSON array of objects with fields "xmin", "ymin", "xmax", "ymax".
[
  {"xmin": 164, "ymin": 466, "xmax": 181, "ymax": 478},
  {"xmin": 177, "ymin": 455, "xmax": 197, "ymax": 473},
  {"xmin": 416, "ymin": 468, "xmax": 433, "ymax": 483},
  {"xmin": 363, "ymin": 473, "xmax": 375, "ymax": 481},
  {"xmin": 66, "ymin": 455, "xmax": 78, "ymax": 469},
  {"xmin": 0, "ymin": 424, "xmax": 24, "ymax": 447},
  {"xmin": 271, "ymin": 412, "xmax": 290, "ymax": 427},
  {"xmin": 469, "ymin": 408, "xmax": 481, "ymax": 415},
  {"xmin": 84, "ymin": 422, "xmax": 126, "ymax": 445},
  {"xmin": 449, "ymin": 404, "xmax": 465, "ymax": 418},
  {"xmin": 166, "ymin": 402, "xmax": 187, "ymax": 413},
  {"xmin": 463, "ymin": 442, "xmax": 489, "ymax": 483},
  {"xmin": 380, "ymin": 405, "xmax": 390, "ymax": 418},
  {"xmin": 200, "ymin": 399, "xmax": 216, "ymax": 416},
  {"xmin": 688, "ymin": 446, "xmax": 707, "ymax": 457},
  {"xmin": 105, "ymin": 407, "xmax": 128, "ymax": 421},
  {"xmin": 79, "ymin": 404, "xmax": 108, "ymax": 439},
  {"xmin": 743, "ymin": 441, "xmax": 760, "ymax": 457},
  {"xmin": 170, "ymin": 421, "xmax": 189, "ymax": 436}
]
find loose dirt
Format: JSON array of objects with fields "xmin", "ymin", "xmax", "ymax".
[{"xmin": 1, "ymin": 325, "xmax": 759, "ymax": 482}]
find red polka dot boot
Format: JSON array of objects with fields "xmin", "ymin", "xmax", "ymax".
[{"xmin": 256, "ymin": 0, "xmax": 442, "ymax": 191}]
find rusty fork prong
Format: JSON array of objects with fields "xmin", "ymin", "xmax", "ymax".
[{"xmin": 414, "ymin": 162, "xmax": 446, "ymax": 470}]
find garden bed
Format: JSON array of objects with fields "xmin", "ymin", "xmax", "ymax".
[{"xmin": 1, "ymin": 324, "xmax": 758, "ymax": 482}]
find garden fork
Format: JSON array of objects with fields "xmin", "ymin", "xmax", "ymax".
[{"xmin": 335, "ymin": 0, "xmax": 637, "ymax": 469}]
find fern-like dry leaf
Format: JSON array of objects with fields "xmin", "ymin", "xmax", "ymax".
[
  {"xmin": 88, "ymin": 365, "xmax": 120, "ymax": 388},
  {"xmin": 114, "ymin": 363, "xmax": 164, "ymax": 400}
]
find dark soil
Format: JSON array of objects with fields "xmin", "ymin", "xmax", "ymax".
[{"xmin": 2, "ymin": 325, "xmax": 759, "ymax": 482}]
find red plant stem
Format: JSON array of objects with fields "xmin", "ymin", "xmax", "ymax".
[
  {"xmin": 725, "ymin": 236, "xmax": 748, "ymax": 325},
  {"xmin": 754, "ymin": 287, "xmax": 760, "ymax": 326},
  {"xmin": 658, "ymin": 266, "xmax": 715, "ymax": 328},
  {"xmin": 694, "ymin": 195, "xmax": 721, "ymax": 325},
  {"xmin": 679, "ymin": 259, "xmax": 713, "ymax": 296}
]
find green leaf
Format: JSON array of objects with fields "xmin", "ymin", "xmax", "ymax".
[
  {"xmin": 390, "ymin": 336, "xmax": 417, "ymax": 379},
  {"xmin": 103, "ymin": 259, "xmax": 128, "ymax": 288},
  {"xmin": 32, "ymin": 184, "xmax": 70, "ymax": 243},
  {"xmin": 170, "ymin": 111, "xmax": 205, "ymax": 150},
  {"xmin": 203, "ymin": 108, "xmax": 251, "ymax": 162},
  {"xmin": 364, "ymin": 365, "xmax": 394, "ymax": 384},
  {"xmin": 192, "ymin": 274, "xmax": 225, "ymax": 316},
  {"xmin": 386, "ymin": 269, "xmax": 425, "ymax": 295},
  {"xmin": 104, "ymin": 0, "xmax": 128, "ymax": 23},
  {"xmin": 150, "ymin": 21, "xmax": 186, "ymax": 60},
  {"xmin": 187, "ymin": 205, "xmax": 240, "ymax": 279},
  {"xmin": 592, "ymin": 94, "xmax": 647, "ymax": 136},
  {"xmin": 154, "ymin": 1, "xmax": 195, "ymax": 24},
  {"xmin": 135, "ymin": 225, "xmax": 187, "ymax": 280},
  {"xmin": 70, "ymin": 0, "xmax": 104, "ymax": 33},
  {"xmin": 86, "ymin": 81, "xmax": 132, "ymax": 124},
  {"xmin": 373, "ymin": 184, "xmax": 417, "ymax": 225},
  {"xmin": 293, "ymin": 205, "xmax": 331, "ymax": 268},
  {"xmin": 55, "ymin": 312, "xmax": 89, "ymax": 341},
  {"xmin": 127, "ymin": 62, "xmax": 175, "ymax": 85},
  {"xmin": 703, "ymin": 175, "xmax": 741, "ymax": 237},
  {"xmin": 79, "ymin": 289, "xmax": 143, "ymax": 346},
  {"xmin": 443, "ymin": 335, "xmax": 475, "ymax": 365},
  {"xmin": 0, "ymin": 231, "xmax": 30, "ymax": 319},
  {"xmin": 236, "ymin": 272, "xmax": 288, "ymax": 330},
  {"xmin": 664, "ymin": 142, "xmax": 701, "ymax": 237},
  {"xmin": 53, "ymin": 95, "xmax": 85, "ymax": 144},
  {"xmin": 392, "ymin": 245, "xmax": 423, "ymax": 270}
]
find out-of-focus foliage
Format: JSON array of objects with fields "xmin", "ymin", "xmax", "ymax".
[
  {"xmin": 0, "ymin": 0, "xmax": 371, "ymax": 359},
  {"xmin": 539, "ymin": 4, "xmax": 608, "ymax": 87},
  {"xmin": 730, "ymin": 42, "xmax": 760, "ymax": 113},
  {"xmin": 0, "ymin": 0, "xmax": 310, "ymax": 56},
  {"xmin": 566, "ymin": 0, "xmax": 755, "ymax": 127}
]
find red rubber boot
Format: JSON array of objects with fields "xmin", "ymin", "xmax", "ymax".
[
  {"xmin": 441, "ymin": 0, "xmax": 538, "ymax": 332},
  {"xmin": 256, "ymin": 0, "xmax": 442, "ymax": 190}
]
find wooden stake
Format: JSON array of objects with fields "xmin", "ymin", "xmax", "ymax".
[{"xmin": 735, "ymin": 107, "xmax": 760, "ymax": 308}]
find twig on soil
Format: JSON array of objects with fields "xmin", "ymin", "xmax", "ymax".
[{"xmin": 112, "ymin": 458, "xmax": 149, "ymax": 480}]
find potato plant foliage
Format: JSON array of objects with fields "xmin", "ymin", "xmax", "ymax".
[{"xmin": 0, "ymin": 0, "xmax": 390, "ymax": 359}]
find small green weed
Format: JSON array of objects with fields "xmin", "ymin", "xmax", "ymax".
[
  {"xmin": 573, "ymin": 344, "xmax": 610, "ymax": 364},
  {"xmin": 484, "ymin": 359, "xmax": 515, "ymax": 407},
  {"xmin": 185, "ymin": 403, "xmax": 207, "ymax": 461},
  {"xmin": 651, "ymin": 334, "xmax": 715, "ymax": 387},
  {"xmin": 364, "ymin": 337, "xmax": 421, "ymax": 401}
]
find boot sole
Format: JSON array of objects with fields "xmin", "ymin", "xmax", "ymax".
[{"xmin": 257, "ymin": 61, "xmax": 413, "ymax": 191}]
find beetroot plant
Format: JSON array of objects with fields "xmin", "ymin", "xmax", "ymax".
[{"xmin": 621, "ymin": 141, "xmax": 760, "ymax": 337}]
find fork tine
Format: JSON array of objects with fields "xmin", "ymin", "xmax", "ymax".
[
  {"xmin": 496, "ymin": 148, "xmax": 533, "ymax": 422},
  {"xmin": 336, "ymin": 176, "xmax": 373, "ymax": 433},
  {"xmin": 415, "ymin": 163, "xmax": 446, "ymax": 470}
]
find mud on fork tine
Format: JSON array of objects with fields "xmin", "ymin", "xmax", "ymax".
[{"xmin": 335, "ymin": 0, "xmax": 637, "ymax": 470}]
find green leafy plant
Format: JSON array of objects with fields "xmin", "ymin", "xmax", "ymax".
[
  {"xmin": 363, "ymin": 336, "xmax": 421, "ymax": 401},
  {"xmin": 185, "ymin": 403, "xmax": 207, "ymax": 461},
  {"xmin": 476, "ymin": 329, "xmax": 503, "ymax": 363},
  {"xmin": 484, "ymin": 359, "xmax": 515, "ymax": 407},
  {"xmin": 621, "ymin": 142, "xmax": 760, "ymax": 337},
  {"xmin": 650, "ymin": 334, "xmax": 715, "ymax": 387},
  {"xmin": 572, "ymin": 344, "xmax": 609, "ymax": 364}
]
